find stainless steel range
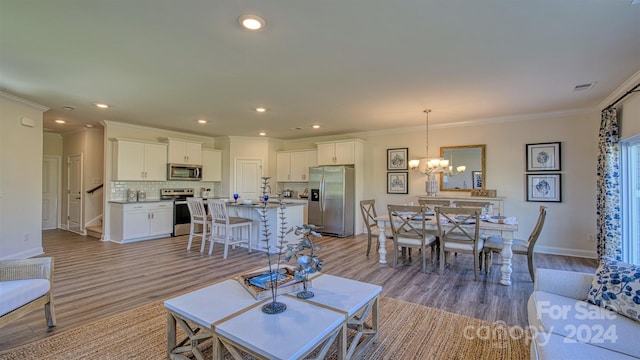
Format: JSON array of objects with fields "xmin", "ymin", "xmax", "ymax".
[{"xmin": 160, "ymin": 188, "xmax": 195, "ymax": 236}]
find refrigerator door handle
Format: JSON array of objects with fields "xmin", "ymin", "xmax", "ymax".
[{"xmin": 320, "ymin": 175, "xmax": 326, "ymax": 212}]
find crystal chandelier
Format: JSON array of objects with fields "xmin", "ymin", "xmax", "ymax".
[{"xmin": 408, "ymin": 109, "xmax": 466, "ymax": 196}]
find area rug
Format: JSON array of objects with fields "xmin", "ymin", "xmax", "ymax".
[{"xmin": 0, "ymin": 297, "xmax": 529, "ymax": 359}]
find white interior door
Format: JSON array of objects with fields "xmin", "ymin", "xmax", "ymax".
[
  {"xmin": 42, "ymin": 156, "xmax": 60, "ymax": 230},
  {"xmin": 67, "ymin": 154, "xmax": 83, "ymax": 234},
  {"xmin": 234, "ymin": 158, "xmax": 263, "ymax": 201}
]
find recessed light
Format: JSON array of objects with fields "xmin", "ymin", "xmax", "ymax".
[
  {"xmin": 255, "ymin": 107, "xmax": 267, "ymax": 113},
  {"xmin": 55, "ymin": 119, "xmax": 66, "ymax": 124},
  {"xmin": 258, "ymin": 132, "xmax": 266, "ymax": 136},
  {"xmin": 312, "ymin": 125, "xmax": 320, "ymax": 129},
  {"xmin": 239, "ymin": 15, "xmax": 265, "ymax": 31},
  {"xmin": 95, "ymin": 103, "xmax": 109, "ymax": 109},
  {"xmin": 197, "ymin": 119, "xmax": 207, "ymax": 124},
  {"xmin": 85, "ymin": 124, "xmax": 94, "ymax": 128}
]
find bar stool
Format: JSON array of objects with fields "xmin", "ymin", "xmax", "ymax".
[
  {"xmin": 186, "ymin": 198, "xmax": 211, "ymax": 252},
  {"xmin": 207, "ymin": 199, "xmax": 253, "ymax": 258}
]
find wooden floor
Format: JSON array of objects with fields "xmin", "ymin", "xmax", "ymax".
[{"xmin": 0, "ymin": 229, "xmax": 597, "ymax": 351}]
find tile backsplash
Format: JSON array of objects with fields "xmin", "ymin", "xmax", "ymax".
[{"xmin": 110, "ymin": 181, "xmax": 219, "ymax": 201}]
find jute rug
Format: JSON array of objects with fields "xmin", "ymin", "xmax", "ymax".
[{"xmin": 0, "ymin": 297, "xmax": 529, "ymax": 359}]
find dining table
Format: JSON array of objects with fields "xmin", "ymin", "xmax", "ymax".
[{"xmin": 374, "ymin": 213, "xmax": 519, "ymax": 286}]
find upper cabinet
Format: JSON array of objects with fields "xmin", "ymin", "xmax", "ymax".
[
  {"xmin": 112, "ymin": 139, "xmax": 167, "ymax": 181},
  {"xmin": 277, "ymin": 150, "xmax": 317, "ymax": 182},
  {"xmin": 316, "ymin": 139, "xmax": 364, "ymax": 165},
  {"xmin": 164, "ymin": 138, "xmax": 202, "ymax": 165},
  {"xmin": 202, "ymin": 148, "xmax": 222, "ymax": 182}
]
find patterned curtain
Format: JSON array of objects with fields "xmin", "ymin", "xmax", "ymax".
[{"xmin": 596, "ymin": 108, "xmax": 622, "ymax": 262}]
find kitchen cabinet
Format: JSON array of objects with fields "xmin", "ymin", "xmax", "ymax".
[
  {"xmin": 202, "ymin": 148, "xmax": 222, "ymax": 182},
  {"xmin": 109, "ymin": 201, "xmax": 173, "ymax": 243},
  {"xmin": 316, "ymin": 139, "xmax": 363, "ymax": 165},
  {"xmin": 276, "ymin": 150, "xmax": 317, "ymax": 182},
  {"xmin": 112, "ymin": 139, "xmax": 167, "ymax": 181},
  {"xmin": 165, "ymin": 138, "xmax": 202, "ymax": 165}
]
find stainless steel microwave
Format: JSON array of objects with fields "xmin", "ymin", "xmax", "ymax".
[{"xmin": 167, "ymin": 164, "xmax": 202, "ymax": 181}]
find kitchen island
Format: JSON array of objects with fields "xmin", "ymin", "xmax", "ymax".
[{"xmin": 226, "ymin": 201, "xmax": 305, "ymax": 253}]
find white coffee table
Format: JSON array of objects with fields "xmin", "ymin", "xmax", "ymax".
[{"xmin": 164, "ymin": 273, "xmax": 381, "ymax": 360}]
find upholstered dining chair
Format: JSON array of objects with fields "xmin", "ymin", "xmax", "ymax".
[
  {"xmin": 435, "ymin": 207, "xmax": 484, "ymax": 281},
  {"xmin": 207, "ymin": 199, "xmax": 253, "ymax": 259},
  {"xmin": 387, "ymin": 204, "xmax": 437, "ymax": 273},
  {"xmin": 360, "ymin": 200, "xmax": 393, "ymax": 256},
  {"xmin": 186, "ymin": 197, "xmax": 211, "ymax": 252},
  {"xmin": 483, "ymin": 206, "xmax": 547, "ymax": 282}
]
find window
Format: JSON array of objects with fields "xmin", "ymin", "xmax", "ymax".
[{"xmin": 621, "ymin": 135, "xmax": 640, "ymax": 265}]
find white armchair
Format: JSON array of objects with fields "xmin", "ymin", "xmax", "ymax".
[{"xmin": 0, "ymin": 257, "xmax": 56, "ymax": 328}]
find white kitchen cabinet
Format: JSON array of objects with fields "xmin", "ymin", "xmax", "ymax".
[
  {"xmin": 202, "ymin": 148, "xmax": 222, "ymax": 182},
  {"xmin": 277, "ymin": 149, "xmax": 317, "ymax": 182},
  {"xmin": 112, "ymin": 139, "xmax": 167, "ymax": 181},
  {"xmin": 109, "ymin": 201, "xmax": 173, "ymax": 243},
  {"xmin": 316, "ymin": 139, "xmax": 363, "ymax": 165},
  {"xmin": 165, "ymin": 138, "xmax": 202, "ymax": 165}
]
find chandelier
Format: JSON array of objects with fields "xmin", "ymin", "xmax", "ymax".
[{"xmin": 408, "ymin": 109, "xmax": 466, "ymax": 196}]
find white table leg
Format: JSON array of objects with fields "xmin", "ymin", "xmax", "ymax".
[
  {"xmin": 376, "ymin": 219, "xmax": 387, "ymax": 264},
  {"xmin": 499, "ymin": 234, "xmax": 513, "ymax": 286}
]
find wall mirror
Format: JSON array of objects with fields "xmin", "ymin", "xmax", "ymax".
[{"xmin": 439, "ymin": 144, "xmax": 486, "ymax": 192}]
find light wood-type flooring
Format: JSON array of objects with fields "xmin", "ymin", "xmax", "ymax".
[{"xmin": 0, "ymin": 229, "xmax": 597, "ymax": 351}]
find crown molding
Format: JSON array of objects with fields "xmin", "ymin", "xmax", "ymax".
[
  {"xmin": 0, "ymin": 91, "xmax": 49, "ymax": 111},
  {"xmin": 598, "ymin": 69, "xmax": 640, "ymax": 109}
]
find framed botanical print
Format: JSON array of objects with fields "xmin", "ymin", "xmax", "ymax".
[
  {"xmin": 526, "ymin": 142, "xmax": 561, "ymax": 171},
  {"xmin": 387, "ymin": 172, "xmax": 408, "ymax": 194},
  {"xmin": 527, "ymin": 174, "xmax": 561, "ymax": 202},
  {"xmin": 387, "ymin": 148, "xmax": 408, "ymax": 170}
]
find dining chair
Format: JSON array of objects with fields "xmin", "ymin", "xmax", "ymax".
[
  {"xmin": 417, "ymin": 199, "xmax": 450, "ymax": 211},
  {"xmin": 186, "ymin": 197, "xmax": 211, "ymax": 252},
  {"xmin": 452, "ymin": 200, "xmax": 492, "ymax": 209},
  {"xmin": 435, "ymin": 206, "xmax": 484, "ymax": 281},
  {"xmin": 207, "ymin": 199, "xmax": 253, "ymax": 259},
  {"xmin": 483, "ymin": 205, "xmax": 547, "ymax": 282},
  {"xmin": 360, "ymin": 200, "xmax": 393, "ymax": 256},
  {"xmin": 387, "ymin": 204, "xmax": 437, "ymax": 273}
]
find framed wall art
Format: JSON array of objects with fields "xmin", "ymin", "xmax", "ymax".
[
  {"xmin": 472, "ymin": 171, "xmax": 483, "ymax": 189},
  {"xmin": 387, "ymin": 172, "xmax": 408, "ymax": 194},
  {"xmin": 526, "ymin": 142, "xmax": 561, "ymax": 171},
  {"xmin": 387, "ymin": 148, "xmax": 408, "ymax": 170},
  {"xmin": 526, "ymin": 174, "xmax": 561, "ymax": 202}
]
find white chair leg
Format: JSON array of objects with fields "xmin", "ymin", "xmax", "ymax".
[
  {"xmin": 187, "ymin": 221, "xmax": 195, "ymax": 250},
  {"xmin": 199, "ymin": 223, "xmax": 206, "ymax": 253},
  {"xmin": 247, "ymin": 224, "xmax": 252, "ymax": 253}
]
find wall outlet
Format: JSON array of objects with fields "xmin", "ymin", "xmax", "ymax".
[
  {"xmin": 23, "ymin": 233, "xmax": 30, "ymax": 242},
  {"xmin": 587, "ymin": 233, "xmax": 596, "ymax": 242}
]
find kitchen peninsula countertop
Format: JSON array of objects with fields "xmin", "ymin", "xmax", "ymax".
[
  {"xmin": 108, "ymin": 199, "xmax": 172, "ymax": 204},
  {"xmin": 227, "ymin": 201, "xmax": 305, "ymax": 209}
]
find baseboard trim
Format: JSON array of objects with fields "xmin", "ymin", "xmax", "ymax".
[
  {"xmin": 535, "ymin": 245, "xmax": 597, "ymax": 259},
  {"xmin": 1, "ymin": 247, "xmax": 44, "ymax": 260}
]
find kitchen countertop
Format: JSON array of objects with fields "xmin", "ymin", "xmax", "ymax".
[
  {"xmin": 108, "ymin": 199, "xmax": 172, "ymax": 204},
  {"xmin": 227, "ymin": 201, "xmax": 305, "ymax": 208}
]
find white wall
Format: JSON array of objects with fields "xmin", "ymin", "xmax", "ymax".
[
  {"xmin": 356, "ymin": 110, "xmax": 600, "ymax": 258},
  {"xmin": 0, "ymin": 93, "xmax": 47, "ymax": 259}
]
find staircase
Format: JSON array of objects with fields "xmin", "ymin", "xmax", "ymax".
[{"xmin": 86, "ymin": 224, "xmax": 103, "ymax": 239}]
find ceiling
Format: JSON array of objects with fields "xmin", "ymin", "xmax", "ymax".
[{"xmin": 1, "ymin": 1, "xmax": 639, "ymax": 139}]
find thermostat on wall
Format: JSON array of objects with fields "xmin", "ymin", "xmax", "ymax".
[{"xmin": 20, "ymin": 117, "xmax": 36, "ymax": 127}]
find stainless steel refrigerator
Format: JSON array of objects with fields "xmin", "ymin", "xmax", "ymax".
[{"xmin": 308, "ymin": 165, "xmax": 355, "ymax": 237}]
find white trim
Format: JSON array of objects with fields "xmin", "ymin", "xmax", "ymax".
[
  {"xmin": 0, "ymin": 247, "xmax": 44, "ymax": 260},
  {"xmin": 0, "ymin": 91, "xmax": 49, "ymax": 111},
  {"xmin": 535, "ymin": 245, "xmax": 597, "ymax": 259},
  {"xmin": 597, "ymin": 69, "xmax": 640, "ymax": 109}
]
